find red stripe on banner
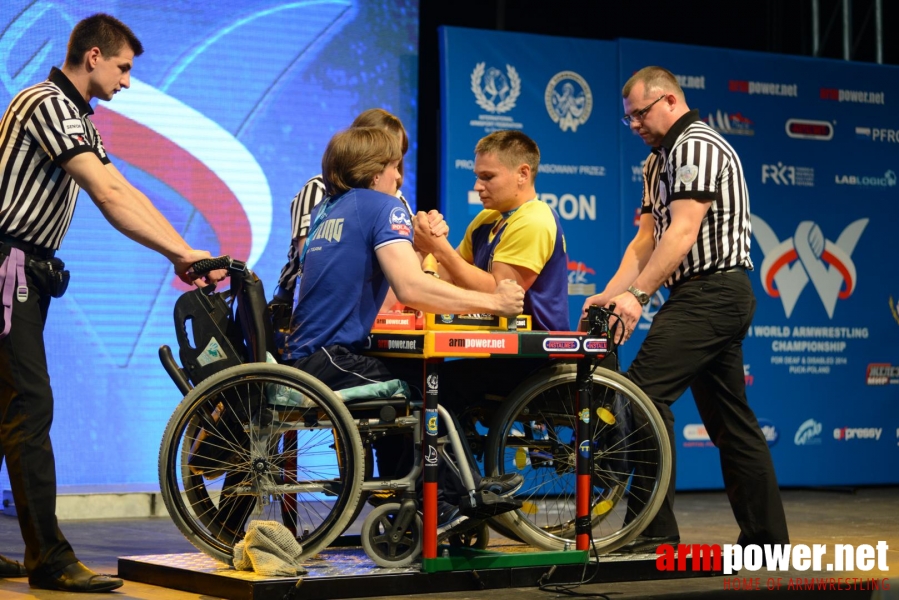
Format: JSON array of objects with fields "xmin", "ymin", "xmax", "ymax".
[
  {"xmin": 765, "ymin": 249, "xmax": 797, "ymax": 297},
  {"xmin": 92, "ymin": 106, "xmax": 252, "ymax": 267}
]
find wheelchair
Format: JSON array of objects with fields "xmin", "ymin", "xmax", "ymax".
[{"xmin": 156, "ymin": 258, "xmax": 671, "ymax": 567}]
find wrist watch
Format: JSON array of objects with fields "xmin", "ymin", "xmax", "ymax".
[{"xmin": 627, "ymin": 285, "xmax": 650, "ymax": 306}]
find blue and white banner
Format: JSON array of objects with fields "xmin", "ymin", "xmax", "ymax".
[{"xmin": 439, "ymin": 27, "xmax": 621, "ymax": 328}]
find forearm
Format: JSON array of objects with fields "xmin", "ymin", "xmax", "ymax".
[
  {"xmin": 108, "ymin": 166, "xmax": 189, "ymax": 253},
  {"xmin": 632, "ymin": 225, "xmax": 696, "ymax": 294},
  {"xmin": 430, "ymin": 245, "xmax": 496, "ymax": 292},
  {"xmin": 393, "ymin": 271, "xmax": 501, "ymax": 315}
]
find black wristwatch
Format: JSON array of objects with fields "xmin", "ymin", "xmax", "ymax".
[{"xmin": 627, "ymin": 285, "xmax": 650, "ymax": 306}]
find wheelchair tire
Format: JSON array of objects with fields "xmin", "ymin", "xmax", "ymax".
[
  {"xmin": 159, "ymin": 363, "xmax": 364, "ymax": 564},
  {"xmin": 484, "ymin": 363, "xmax": 670, "ymax": 554}
]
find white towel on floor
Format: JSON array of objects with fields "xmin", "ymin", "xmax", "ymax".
[{"xmin": 233, "ymin": 520, "xmax": 306, "ymax": 577}]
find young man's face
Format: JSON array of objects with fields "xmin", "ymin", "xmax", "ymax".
[
  {"xmin": 89, "ymin": 46, "xmax": 135, "ymax": 101},
  {"xmin": 473, "ymin": 152, "xmax": 525, "ymax": 213}
]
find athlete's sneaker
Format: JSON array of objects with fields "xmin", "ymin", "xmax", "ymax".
[
  {"xmin": 436, "ymin": 504, "xmax": 468, "ymax": 533},
  {"xmin": 478, "ymin": 473, "xmax": 524, "ymax": 496}
]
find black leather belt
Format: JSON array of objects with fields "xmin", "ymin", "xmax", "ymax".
[
  {"xmin": 0, "ymin": 233, "xmax": 56, "ymax": 259},
  {"xmin": 687, "ymin": 265, "xmax": 746, "ymax": 281}
]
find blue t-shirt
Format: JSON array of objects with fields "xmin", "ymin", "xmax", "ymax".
[{"xmin": 284, "ymin": 188, "xmax": 413, "ymax": 359}]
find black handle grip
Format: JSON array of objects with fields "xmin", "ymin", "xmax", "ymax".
[{"xmin": 190, "ymin": 256, "xmax": 233, "ymax": 276}]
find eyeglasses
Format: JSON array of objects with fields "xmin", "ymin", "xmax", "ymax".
[{"xmin": 621, "ymin": 95, "xmax": 666, "ymax": 126}]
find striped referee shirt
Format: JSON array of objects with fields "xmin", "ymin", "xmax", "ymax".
[
  {"xmin": 640, "ymin": 109, "xmax": 753, "ymax": 287},
  {"xmin": 0, "ymin": 68, "xmax": 110, "ymax": 250},
  {"xmin": 276, "ymin": 175, "xmax": 411, "ymax": 295}
]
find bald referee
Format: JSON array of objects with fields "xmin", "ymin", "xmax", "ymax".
[
  {"xmin": 582, "ymin": 66, "xmax": 789, "ymax": 554},
  {"xmin": 0, "ymin": 14, "xmax": 223, "ymax": 592}
]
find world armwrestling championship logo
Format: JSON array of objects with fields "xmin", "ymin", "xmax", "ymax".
[
  {"xmin": 545, "ymin": 71, "xmax": 592, "ymax": 132},
  {"xmin": 470, "ymin": 62, "xmax": 521, "ymax": 114}
]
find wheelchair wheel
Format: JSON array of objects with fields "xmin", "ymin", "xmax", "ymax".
[
  {"xmin": 484, "ymin": 363, "xmax": 670, "ymax": 554},
  {"xmin": 159, "ymin": 363, "xmax": 364, "ymax": 564},
  {"xmin": 361, "ymin": 502, "xmax": 422, "ymax": 568}
]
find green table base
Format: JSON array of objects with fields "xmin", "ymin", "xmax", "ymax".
[{"xmin": 422, "ymin": 546, "xmax": 589, "ymax": 573}]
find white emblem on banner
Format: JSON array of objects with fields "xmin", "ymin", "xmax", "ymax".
[
  {"xmin": 752, "ymin": 215, "xmax": 868, "ymax": 318},
  {"xmin": 471, "ymin": 63, "xmax": 520, "ymax": 114},
  {"xmin": 545, "ymin": 71, "xmax": 592, "ymax": 132}
]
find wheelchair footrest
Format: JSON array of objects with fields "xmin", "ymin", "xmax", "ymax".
[{"xmin": 459, "ymin": 489, "xmax": 522, "ymax": 519}]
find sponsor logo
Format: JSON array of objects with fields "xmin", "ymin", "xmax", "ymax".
[
  {"xmin": 834, "ymin": 170, "xmax": 897, "ymax": 188},
  {"xmin": 62, "ymin": 118, "xmax": 85, "ymax": 135},
  {"xmin": 834, "ymin": 427, "xmax": 882, "ymax": 441},
  {"xmin": 752, "ymin": 216, "xmax": 868, "ymax": 318},
  {"xmin": 311, "ymin": 218, "xmax": 343, "ymax": 243},
  {"xmin": 471, "ymin": 62, "xmax": 521, "ymax": 114},
  {"xmin": 703, "ymin": 110, "xmax": 754, "ymax": 136},
  {"xmin": 675, "ymin": 74, "xmax": 706, "ymax": 89},
  {"xmin": 540, "ymin": 163, "xmax": 606, "ymax": 176},
  {"xmin": 376, "ymin": 339, "xmax": 418, "ymax": 350},
  {"xmin": 729, "ymin": 80, "xmax": 798, "ymax": 97},
  {"xmin": 425, "ymin": 445, "xmax": 438, "ymax": 465},
  {"xmin": 794, "ymin": 419, "xmax": 823, "ymax": 445},
  {"xmin": 761, "ymin": 162, "xmax": 814, "ymax": 187},
  {"xmin": 567, "ymin": 259, "xmax": 596, "ymax": 296},
  {"xmin": 583, "ymin": 338, "xmax": 608, "ymax": 352},
  {"xmin": 683, "ymin": 423, "xmax": 714, "ymax": 447},
  {"xmin": 389, "ymin": 206, "xmax": 411, "ymax": 236},
  {"xmin": 744, "ymin": 364, "xmax": 754, "ymax": 386},
  {"xmin": 785, "ymin": 118, "xmax": 834, "ymax": 141},
  {"xmin": 426, "ymin": 374, "xmax": 439, "ymax": 390},
  {"xmin": 434, "ymin": 333, "xmax": 519, "ymax": 354},
  {"xmin": 545, "ymin": 70, "xmax": 592, "ymax": 132},
  {"xmin": 425, "ymin": 408, "xmax": 438, "ymax": 435},
  {"xmin": 866, "ymin": 363, "xmax": 899, "ymax": 386},
  {"xmin": 578, "ymin": 440, "xmax": 591, "ymax": 457},
  {"xmin": 758, "ymin": 418, "xmax": 779, "ymax": 447},
  {"xmin": 539, "ymin": 192, "xmax": 596, "ymax": 221},
  {"xmin": 542, "ymin": 338, "xmax": 580, "ymax": 352},
  {"xmin": 579, "ymin": 408, "xmax": 590, "ymax": 423},
  {"xmin": 631, "ymin": 160, "xmax": 647, "ymax": 183},
  {"xmin": 820, "ymin": 87, "xmax": 885, "ymax": 104},
  {"xmin": 856, "ymin": 126, "xmax": 899, "ymax": 143},
  {"xmin": 676, "ymin": 164, "xmax": 698, "ymax": 185}
]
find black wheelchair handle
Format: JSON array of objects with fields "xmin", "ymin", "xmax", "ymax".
[{"xmin": 190, "ymin": 255, "xmax": 238, "ymax": 276}]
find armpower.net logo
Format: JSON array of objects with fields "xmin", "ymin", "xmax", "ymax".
[{"xmin": 656, "ymin": 541, "xmax": 890, "ymax": 592}]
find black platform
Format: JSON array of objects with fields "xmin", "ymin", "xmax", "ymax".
[{"xmin": 118, "ymin": 545, "xmax": 716, "ymax": 600}]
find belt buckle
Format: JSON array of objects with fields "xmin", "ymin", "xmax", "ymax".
[{"xmin": 17, "ymin": 284, "xmax": 28, "ymax": 303}]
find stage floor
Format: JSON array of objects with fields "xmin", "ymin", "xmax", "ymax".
[{"xmin": 0, "ymin": 487, "xmax": 895, "ymax": 599}]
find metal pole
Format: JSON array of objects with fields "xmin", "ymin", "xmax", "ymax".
[
  {"xmin": 812, "ymin": 0, "xmax": 820, "ymax": 56},
  {"xmin": 875, "ymin": 0, "xmax": 883, "ymax": 64},
  {"xmin": 842, "ymin": 0, "xmax": 852, "ymax": 61}
]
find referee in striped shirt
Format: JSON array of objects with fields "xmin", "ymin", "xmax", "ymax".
[
  {"xmin": 583, "ymin": 66, "xmax": 789, "ymax": 553},
  {"xmin": 0, "ymin": 14, "xmax": 223, "ymax": 592}
]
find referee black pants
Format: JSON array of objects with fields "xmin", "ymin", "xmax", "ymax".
[
  {"xmin": 0, "ymin": 261, "xmax": 77, "ymax": 574},
  {"xmin": 627, "ymin": 270, "xmax": 790, "ymax": 546}
]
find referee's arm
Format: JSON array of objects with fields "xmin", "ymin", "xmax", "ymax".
[{"xmin": 61, "ymin": 151, "xmax": 217, "ymax": 279}]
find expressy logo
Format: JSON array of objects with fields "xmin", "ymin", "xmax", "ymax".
[
  {"xmin": 866, "ymin": 363, "xmax": 899, "ymax": 386},
  {"xmin": 729, "ymin": 80, "xmax": 798, "ymax": 97},
  {"xmin": 785, "ymin": 119, "xmax": 834, "ymax": 141},
  {"xmin": 682, "ymin": 423, "xmax": 714, "ymax": 448},
  {"xmin": 567, "ymin": 259, "xmax": 596, "ymax": 296},
  {"xmin": 794, "ymin": 419, "xmax": 823, "ymax": 446},
  {"xmin": 471, "ymin": 62, "xmax": 521, "ymax": 114},
  {"xmin": 834, "ymin": 170, "xmax": 897, "ymax": 188},
  {"xmin": 545, "ymin": 70, "xmax": 592, "ymax": 132},
  {"xmin": 855, "ymin": 127, "xmax": 899, "ymax": 143},
  {"xmin": 820, "ymin": 87, "xmax": 885, "ymax": 104},
  {"xmin": 743, "ymin": 364, "xmax": 754, "ymax": 386},
  {"xmin": 761, "ymin": 162, "xmax": 814, "ymax": 187},
  {"xmin": 833, "ymin": 427, "xmax": 882, "ymax": 441},
  {"xmin": 703, "ymin": 110, "xmax": 754, "ymax": 136},
  {"xmin": 752, "ymin": 215, "xmax": 868, "ymax": 318}
]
